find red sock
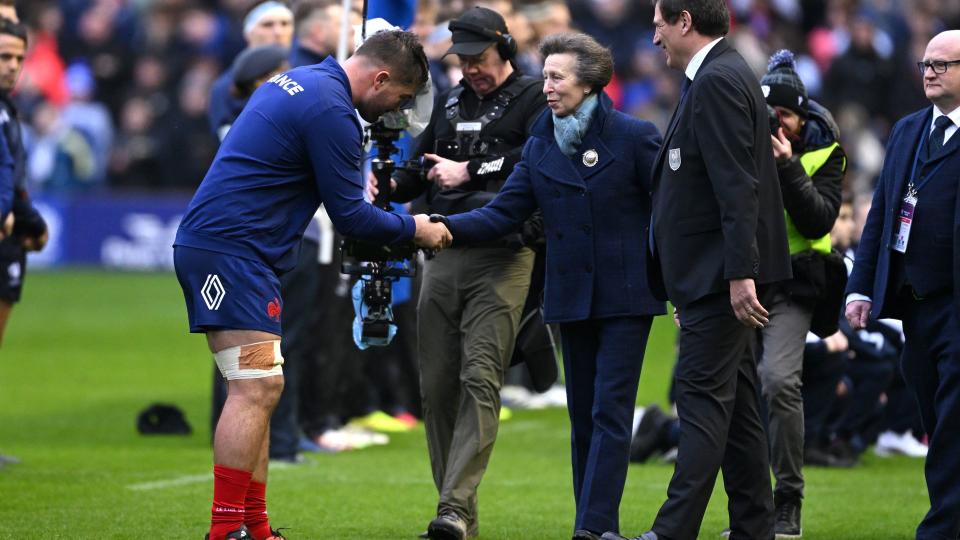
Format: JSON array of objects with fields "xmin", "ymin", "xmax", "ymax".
[
  {"xmin": 245, "ymin": 480, "xmax": 272, "ymax": 540},
  {"xmin": 210, "ymin": 465, "xmax": 252, "ymax": 540}
]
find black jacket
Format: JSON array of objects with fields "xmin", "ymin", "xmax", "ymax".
[
  {"xmin": 778, "ymin": 100, "xmax": 845, "ymax": 242},
  {"xmin": 647, "ymin": 39, "xmax": 792, "ymax": 308},
  {"xmin": 0, "ymin": 94, "xmax": 45, "ymax": 238},
  {"xmin": 392, "ymin": 71, "xmax": 547, "ymax": 216}
]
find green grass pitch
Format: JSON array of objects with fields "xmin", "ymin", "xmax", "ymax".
[{"xmin": 0, "ymin": 271, "xmax": 929, "ymax": 538}]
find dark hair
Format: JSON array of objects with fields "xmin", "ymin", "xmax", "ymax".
[
  {"xmin": 355, "ymin": 30, "xmax": 429, "ymax": 89},
  {"xmin": 539, "ymin": 32, "xmax": 613, "ymax": 92},
  {"xmin": 0, "ymin": 17, "xmax": 26, "ymax": 46},
  {"xmin": 0, "ymin": 0, "xmax": 14, "ymax": 7},
  {"xmin": 293, "ymin": 0, "xmax": 336, "ymax": 29},
  {"xmin": 655, "ymin": 0, "xmax": 729, "ymax": 38}
]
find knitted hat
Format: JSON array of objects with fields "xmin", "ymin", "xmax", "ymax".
[
  {"xmin": 761, "ymin": 49, "xmax": 808, "ymax": 118},
  {"xmin": 232, "ymin": 45, "xmax": 289, "ymax": 95}
]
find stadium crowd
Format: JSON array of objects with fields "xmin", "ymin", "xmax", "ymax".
[{"xmin": 4, "ymin": 0, "xmax": 957, "ymax": 195}]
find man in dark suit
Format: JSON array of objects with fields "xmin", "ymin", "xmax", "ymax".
[
  {"xmin": 846, "ymin": 30, "xmax": 960, "ymax": 540},
  {"xmin": 606, "ymin": 2, "xmax": 791, "ymax": 539}
]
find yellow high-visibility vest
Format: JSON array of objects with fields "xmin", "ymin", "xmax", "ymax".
[{"xmin": 784, "ymin": 142, "xmax": 844, "ymax": 255}]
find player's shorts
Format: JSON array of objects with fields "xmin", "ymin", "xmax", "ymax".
[
  {"xmin": 173, "ymin": 245, "xmax": 283, "ymax": 335},
  {"xmin": 0, "ymin": 237, "xmax": 26, "ymax": 304}
]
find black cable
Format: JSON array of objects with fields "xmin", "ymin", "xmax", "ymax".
[{"xmin": 361, "ymin": 0, "xmax": 368, "ymax": 41}]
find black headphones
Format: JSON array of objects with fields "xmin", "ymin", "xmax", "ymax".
[{"xmin": 448, "ymin": 19, "xmax": 517, "ymax": 61}]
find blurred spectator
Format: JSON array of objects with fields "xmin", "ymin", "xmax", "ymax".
[
  {"xmin": 208, "ymin": 1, "xmax": 293, "ymax": 140},
  {"xmin": 108, "ymin": 94, "xmax": 162, "ymax": 187},
  {"xmin": 822, "ymin": 9, "xmax": 898, "ymax": 129},
  {"xmin": 60, "ymin": 62, "xmax": 114, "ymax": 185},
  {"xmin": 26, "ymin": 101, "xmax": 98, "ymax": 190}
]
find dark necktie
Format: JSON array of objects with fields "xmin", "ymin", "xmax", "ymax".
[
  {"xmin": 928, "ymin": 115, "xmax": 953, "ymax": 157},
  {"xmin": 680, "ymin": 77, "xmax": 692, "ymax": 100}
]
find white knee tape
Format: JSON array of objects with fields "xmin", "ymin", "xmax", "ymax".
[{"xmin": 214, "ymin": 340, "xmax": 284, "ymax": 380}]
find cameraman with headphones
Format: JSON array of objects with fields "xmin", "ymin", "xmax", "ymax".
[{"xmin": 368, "ymin": 7, "xmax": 546, "ymax": 540}]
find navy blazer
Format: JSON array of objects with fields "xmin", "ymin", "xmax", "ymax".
[
  {"xmin": 446, "ymin": 92, "xmax": 666, "ymax": 323},
  {"xmin": 847, "ymin": 106, "xmax": 960, "ymax": 318}
]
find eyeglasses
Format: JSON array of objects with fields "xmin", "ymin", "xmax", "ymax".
[{"xmin": 917, "ymin": 59, "xmax": 960, "ymax": 76}]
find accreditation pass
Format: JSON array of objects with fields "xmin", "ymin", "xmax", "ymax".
[{"xmin": 894, "ymin": 192, "xmax": 918, "ymax": 253}]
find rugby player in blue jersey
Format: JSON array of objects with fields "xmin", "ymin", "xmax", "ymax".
[{"xmin": 174, "ymin": 30, "xmax": 451, "ymax": 540}]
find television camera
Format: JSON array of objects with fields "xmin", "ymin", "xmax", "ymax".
[{"xmin": 340, "ymin": 110, "xmax": 429, "ymax": 345}]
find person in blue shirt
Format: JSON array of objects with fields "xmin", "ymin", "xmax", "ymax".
[
  {"xmin": 208, "ymin": 1, "xmax": 294, "ymax": 142},
  {"xmin": 174, "ymin": 30, "xmax": 450, "ymax": 540}
]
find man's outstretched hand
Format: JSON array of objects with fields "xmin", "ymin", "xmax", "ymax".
[{"xmin": 413, "ymin": 214, "xmax": 452, "ymax": 250}]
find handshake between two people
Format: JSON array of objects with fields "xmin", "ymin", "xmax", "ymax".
[
  {"xmin": 365, "ymin": 167, "xmax": 454, "ymax": 252},
  {"xmin": 413, "ymin": 214, "xmax": 453, "ymax": 251}
]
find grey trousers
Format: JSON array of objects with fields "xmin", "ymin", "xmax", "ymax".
[
  {"xmin": 418, "ymin": 246, "xmax": 534, "ymax": 529},
  {"xmin": 758, "ymin": 292, "xmax": 813, "ymax": 503}
]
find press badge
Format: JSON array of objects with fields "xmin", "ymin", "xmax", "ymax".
[{"xmin": 893, "ymin": 192, "xmax": 917, "ymax": 253}]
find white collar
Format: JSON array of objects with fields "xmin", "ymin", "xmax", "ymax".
[
  {"xmin": 931, "ymin": 104, "xmax": 960, "ymax": 129},
  {"xmin": 685, "ymin": 37, "xmax": 724, "ymax": 81}
]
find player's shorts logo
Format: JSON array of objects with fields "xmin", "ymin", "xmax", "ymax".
[
  {"xmin": 266, "ymin": 297, "xmax": 282, "ymax": 322},
  {"xmin": 201, "ymin": 274, "xmax": 226, "ymax": 311},
  {"xmin": 6, "ymin": 261, "xmax": 20, "ymax": 287}
]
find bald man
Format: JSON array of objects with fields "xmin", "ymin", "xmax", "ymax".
[{"xmin": 846, "ymin": 30, "xmax": 960, "ymax": 540}]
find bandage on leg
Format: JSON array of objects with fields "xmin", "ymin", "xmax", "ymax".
[{"xmin": 214, "ymin": 340, "xmax": 284, "ymax": 380}]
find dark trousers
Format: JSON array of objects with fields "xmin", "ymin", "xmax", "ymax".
[
  {"xmin": 270, "ymin": 238, "xmax": 326, "ymax": 457},
  {"xmin": 801, "ymin": 346, "xmax": 845, "ymax": 448},
  {"xmin": 299, "ymin": 243, "xmax": 356, "ymax": 438},
  {"xmin": 835, "ymin": 360, "xmax": 894, "ymax": 444},
  {"xmin": 560, "ymin": 316, "xmax": 653, "ymax": 535},
  {"xmin": 901, "ymin": 293, "xmax": 960, "ymax": 540},
  {"xmin": 652, "ymin": 293, "xmax": 774, "ymax": 540}
]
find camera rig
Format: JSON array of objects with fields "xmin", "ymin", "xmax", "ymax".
[{"xmin": 340, "ymin": 112, "xmax": 426, "ymax": 344}]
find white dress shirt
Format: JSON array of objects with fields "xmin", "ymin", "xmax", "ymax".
[{"xmin": 685, "ymin": 37, "xmax": 724, "ymax": 81}]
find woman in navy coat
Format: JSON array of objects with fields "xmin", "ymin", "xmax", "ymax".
[{"xmin": 441, "ymin": 32, "xmax": 665, "ymax": 540}]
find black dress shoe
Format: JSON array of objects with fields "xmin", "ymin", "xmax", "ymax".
[
  {"xmin": 774, "ymin": 499, "xmax": 801, "ymax": 538},
  {"xmin": 573, "ymin": 530, "xmax": 602, "ymax": 540},
  {"xmin": 427, "ymin": 511, "xmax": 467, "ymax": 540}
]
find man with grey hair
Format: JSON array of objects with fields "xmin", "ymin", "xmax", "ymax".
[
  {"xmin": 846, "ymin": 30, "xmax": 960, "ymax": 540},
  {"xmin": 606, "ymin": 0, "xmax": 790, "ymax": 539}
]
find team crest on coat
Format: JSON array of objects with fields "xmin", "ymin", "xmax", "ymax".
[{"xmin": 668, "ymin": 148, "xmax": 681, "ymax": 171}]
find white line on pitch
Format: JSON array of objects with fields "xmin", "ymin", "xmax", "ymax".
[{"xmin": 126, "ymin": 462, "xmax": 297, "ymax": 491}]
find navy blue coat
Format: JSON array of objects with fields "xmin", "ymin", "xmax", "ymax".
[
  {"xmin": 447, "ymin": 93, "xmax": 666, "ymax": 323},
  {"xmin": 847, "ymin": 106, "xmax": 960, "ymax": 318}
]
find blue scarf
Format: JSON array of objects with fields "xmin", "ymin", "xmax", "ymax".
[{"xmin": 553, "ymin": 93, "xmax": 599, "ymax": 157}]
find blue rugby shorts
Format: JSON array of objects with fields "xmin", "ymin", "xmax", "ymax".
[{"xmin": 173, "ymin": 245, "xmax": 283, "ymax": 335}]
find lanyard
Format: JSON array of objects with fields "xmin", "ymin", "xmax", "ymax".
[{"xmin": 906, "ymin": 123, "xmax": 949, "ymax": 197}]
